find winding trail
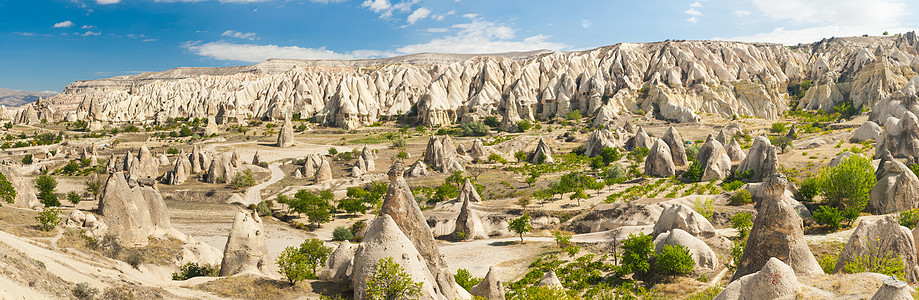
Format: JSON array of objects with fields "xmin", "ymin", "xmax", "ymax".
[{"xmin": 244, "ymin": 162, "xmax": 283, "ymax": 206}]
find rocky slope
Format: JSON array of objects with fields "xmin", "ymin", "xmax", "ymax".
[{"xmin": 21, "ymin": 33, "xmax": 919, "ymax": 129}]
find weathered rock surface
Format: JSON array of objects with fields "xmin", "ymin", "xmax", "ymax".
[
  {"xmin": 852, "ymin": 121, "xmax": 883, "ymax": 142},
  {"xmin": 870, "ymin": 276, "xmax": 915, "ymax": 300},
  {"xmin": 626, "ymin": 127, "xmax": 653, "ymax": 151},
  {"xmin": 205, "ymin": 115, "xmax": 218, "ymax": 136},
  {"xmin": 732, "ymin": 174, "xmax": 822, "ymax": 280},
  {"xmin": 715, "ymin": 258, "xmax": 799, "ymax": 300},
  {"xmin": 527, "ymin": 138, "xmax": 555, "ymax": 164},
  {"xmin": 736, "ymin": 136, "xmax": 778, "ymax": 182},
  {"xmin": 425, "ymin": 135, "xmax": 465, "ymax": 172},
  {"xmin": 0, "ymin": 163, "xmax": 41, "ymax": 209},
  {"xmin": 162, "ymin": 154, "xmax": 191, "ymax": 185},
  {"xmin": 315, "ymin": 158, "xmax": 332, "ymax": 183},
  {"xmin": 360, "ymin": 146, "xmax": 375, "ymax": 172},
  {"xmin": 538, "ymin": 271, "xmax": 563, "ymax": 288},
  {"xmin": 276, "ymin": 118, "xmax": 294, "ymax": 147},
  {"xmin": 320, "ymin": 242, "xmax": 356, "ymax": 282},
  {"xmin": 834, "ymin": 216, "xmax": 919, "ymax": 283},
  {"xmin": 652, "ymin": 203, "xmax": 716, "ymax": 238},
  {"xmin": 206, "ymin": 152, "xmax": 238, "ymax": 184},
  {"xmin": 407, "ymin": 160, "xmax": 429, "ymax": 177},
  {"xmin": 452, "ymin": 190, "xmax": 486, "ymax": 240},
  {"xmin": 653, "ymin": 228, "xmax": 718, "ymax": 269},
  {"xmin": 868, "ymin": 158, "xmax": 919, "ymax": 214},
  {"xmin": 99, "ymin": 172, "xmax": 173, "ymax": 246},
  {"xmin": 662, "ymin": 126, "xmax": 688, "ymax": 166},
  {"xmin": 697, "ymin": 135, "xmax": 732, "ymax": 181},
  {"xmin": 470, "ymin": 267, "xmax": 505, "ymax": 300},
  {"xmin": 583, "ymin": 128, "xmax": 620, "ymax": 157},
  {"xmin": 219, "ymin": 210, "xmax": 270, "ymax": 276},
  {"xmin": 251, "ymin": 151, "xmax": 262, "ymax": 166},
  {"xmin": 644, "ymin": 138, "xmax": 675, "ymax": 177},
  {"xmin": 351, "ymin": 214, "xmax": 440, "ymax": 300}
]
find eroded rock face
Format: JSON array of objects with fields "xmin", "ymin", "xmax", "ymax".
[
  {"xmin": 407, "ymin": 160, "xmax": 429, "ymax": 177},
  {"xmin": 697, "ymin": 135, "xmax": 733, "ymax": 181},
  {"xmin": 219, "ymin": 210, "xmax": 270, "ymax": 276},
  {"xmin": 470, "ymin": 267, "xmax": 505, "ymax": 300},
  {"xmin": 662, "ymin": 126, "xmax": 688, "ymax": 167},
  {"xmin": 652, "ymin": 203, "xmax": 716, "ymax": 238},
  {"xmin": 469, "ymin": 139, "xmax": 490, "ymax": 161},
  {"xmin": 736, "ymin": 136, "xmax": 778, "ymax": 182},
  {"xmin": 644, "ymin": 138, "xmax": 675, "ymax": 177},
  {"xmin": 653, "ymin": 229, "xmax": 717, "ymax": 269},
  {"xmin": 126, "ymin": 145, "xmax": 159, "ymax": 181},
  {"xmin": 583, "ymin": 128, "xmax": 621, "ymax": 157},
  {"xmin": 715, "ymin": 258, "xmax": 799, "ymax": 300},
  {"xmin": 163, "ymin": 154, "xmax": 191, "ymax": 185},
  {"xmin": 252, "ymin": 151, "xmax": 263, "ymax": 166},
  {"xmin": 868, "ymin": 159, "xmax": 919, "ymax": 214},
  {"xmin": 99, "ymin": 172, "xmax": 172, "ymax": 247},
  {"xmin": 834, "ymin": 216, "xmax": 919, "ymax": 283},
  {"xmin": 877, "ymin": 111, "xmax": 919, "ymax": 161},
  {"xmin": 870, "ymin": 276, "xmax": 914, "ymax": 300},
  {"xmin": 206, "ymin": 152, "xmax": 238, "ymax": 184},
  {"xmin": 0, "ymin": 163, "xmax": 41, "ymax": 209},
  {"xmin": 626, "ymin": 127, "xmax": 653, "ymax": 151},
  {"xmin": 360, "ymin": 146, "xmax": 375, "ymax": 172},
  {"xmin": 321, "ymin": 242, "xmax": 356, "ymax": 282},
  {"xmin": 452, "ymin": 190, "xmax": 486, "ymax": 241},
  {"xmin": 732, "ymin": 174, "xmax": 822, "ymax": 280},
  {"xmin": 852, "ymin": 121, "xmax": 882, "ymax": 142},
  {"xmin": 315, "ymin": 158, "xmax": 332, "ymax": 183},
  {"xmin": 424, "ymin": 135, "xmax": 466, "ymax": 172},
  {"xmin": 527, "ymin": 138, "xmax": 555, "ymax": 164},
  {"xmin": 538, "ymin": 271, "xmax": 563, "ymax": 288},
  {"xmin": 351, "ymin": 214, "xmax": 440, "ymax": 300},
  {"xmin": 205, "ymin": 115, "xmax": 218, "ymax": 136},
  {"xmin": 379, "ymin": 161, "xmax": 466, "ymax": 300}
]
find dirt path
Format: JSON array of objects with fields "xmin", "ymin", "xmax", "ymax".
[{"xmin": 243, "ymin": 162, "xmax": 283, "ymax": 206}]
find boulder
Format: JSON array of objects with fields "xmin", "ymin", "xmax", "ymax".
[
  {"xmin": 469, "ymin": 139, "xmax": 490, "ymax": 161},
  {"xmin": 851, "ymin": 121, "xmax": 883, "ymax": 143},
  {"xmin": 538, "ymin": 271, "xmax": 563, "ymax": 288},
  {"xmin": 157, "ymin": 153, "xmax": 170, "ymax": 166},
  {"xmin": 82, "ymin": 213, "xmax": 108, "ymax": 239},
  {"xmin": 626, "ymin": 126, "xmax": 653, "ymax": 151},
  {"xmin": 527, "ymin": 138, "xmax": 555, "ymax": 164},
  {"xmin": 470, "ymin": 267, "xmax": 505, "ymax": 300},
  {"xmin": 644, "ymin": 138, "xmax": 675, "ymax": 177},
  {"xmin": 219, "ymin": 210, "xmax": 270, "ymax": 276},
  {"xmin": 302, "ymin": 157, "xmax": 316, "ymax": 178},
  {"xmin": 877, "ymin": 111, "xmax": 919, "ymax": 160},
  {"xmin": 652, "ymin": 203, "xmax": 716, "ymax": 238},
  {"xmin": 736, "ymin": 136, "xmax": 778, "ymax": 182},
  {"xmin": 828, "ymin": 151, "xmax": 856, "ymax": 168},
  {"xmin": 715, "ymin": 258, "xmax": 798, "ymax": 300},
  {"xmin": 593, "ymin": 105, "xmax": 617, "ymax": 128},
  {"xmin": 407, "ymin": 160, "xmax": 429, "ymax": 177},
  {"xmin": 292, "ymin": 169, "xmax": 303, "ymax": 179},
  {"xmin": 868, "ymin": 159, "xmax": 919, "ymax": 214},
  {"xmin": 65, "ymin": 210, "xmax": 87, "ymax": 227},
  {"xmin": 653, "ymin": 229, "xmax": 718, "ymax": 269},
  {"xmin": 870, "ymin": 276, "xmax": 914, "ymax": 300},
  {"xmin": 351, "ymin": 165, "xmax": 363, "ymax": 178},
  {"xmin": 315, "ymin": 158, "xmax": 332, "ymax": 183},
  {"xmin": 732, "ymin": 174, "xmax": 823, "ymax": 281},
  {"xmin": 379, "ymin": 161, "xmax": 466, "ymax": 300},
  {"xmin": 583, "ymin": 128, "xmax": 620, "ymax": 157},
  {"xmin": 662, "ymin": 126, "xmax": 688, "ymax": 167},
  {"xmin": 99, "ymin": 172, "xmax": 173, "ymax": 246},
  {"xmin": 276, "ymin": 118, "xmax": 294, "ymax": 147},
  {"xmin": 834, "ymin": 216, "xmax": 919, "ymax": 283},
  {"xmin": 321, "ymin": 241, "xmax": 356, "ymax": 282},
  {"xmin": 350, "ymin": 214, "xmax": 440, "ymax": 300}
]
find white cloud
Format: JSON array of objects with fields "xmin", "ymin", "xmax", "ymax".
[
  {"xmin": 221, "ymin": 30, "xmax": 258, "ymax": 40},
  {"xmin": 184, "ymin": 41, "xmax": 396, "ymax": 62},
  {"xmin": 684, "ymin": 8, "xmax": 702, "ymax": 16},
  {"xmin": 97, "ymin": 0, "xmax": 120, "ymax": 4},
  {"xmin": 81, "ymin": 25, "xmax": 95, "ymax": 29},
  {"xmin": 426, "ymin": 27, "xmax": 449, "ymax": 33},
  {"xmin": 53, "ymin": 21, "xmax": 75, "ymax": 28},
  {"xmin": 581, "ymin": 19, "xmax": 591, "ymax": 29},
  {"xmin": 143, "ymin": 39, "xmax": 158, "ymax": 42},
  {"xmin": 686, "ymin": 17, "xmax": 698, "ymax": 23},
  {"xmin": 361, "ymin": 0, "xmax": 391, "ymax": 13},
  {"xmin": 733, "ymin": 10, "xmax": 751, "ymax": 17},
  {"xmin": 462, "ymin": 13, "xmax": 477, "ymax": 19},
  {"xmin": 446, "ymin": 10, "xmax": 455, "ymax": 15},
  {"xmin": 396, "ymin": 18, "xmax": 567, "ymax": 54},
  {"xmin": 690, "ymin": 2, "xmax": 703, "ymax": 7},
  {"xmin": 407, "ymin": 7, "xmax": 430, "ymax": 24},
  {"xmin": 82, "ymin": 31, "xmax": 101, "ymax": 36}
]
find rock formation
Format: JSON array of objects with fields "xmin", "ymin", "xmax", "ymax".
[
  {"xmin": 424, "ymin": 135, "xmax": 465, "ymax": 172},
  {"xmin": 470, "ymin": 267, "xmax": 505, "ymax": 300},
  {"xmin": 715, "ymin": 258, "xmax": 799, "ymax": 300},
  {"xmin": 205, "ymin": 115, "xmax": 218, "ymax": 136},
  {"xmin": 527, "ymin": 138, "xmax": 555, "ymax": 164},
  {"xmin": 452, "ymin": 190, "xmax": 486, "ymax": 240},
  {"xmin": 219, "ymin": 210, "xmax": 270, "ymax": 276},
  {"xmin": 732, "ymin": 174, "xmax": 822, "ymax": 280},
  {"xmin": 458, "ymin": 179, "xmax": 482, "ymax": 203},
  {"xmin": 64, "ymin": 210, "xmax": 108, "ymax": 239},
  {"xmin": 583, "ymin": 128, "xmax": 620, "ymax": 157},
  {"xmin": 626, "ymin": 127, "xmax": 653, "ymax": 151},
  {"xmin": 351, "ymin": 214, "xmax": 441, "ymax": 300},
  {"xmin": 652, "ymin": 203, "xmax": 716, "ymax": 238},
  {"xmin": 877, "ymin": 111, "xmax": 919, "ymax": 160},
  {"xmin": 725, "ymin": 138, "xmax": 746, "ymax": 161},
  {"xmin": 538, "ymin": 271, "xmax": 563, "ymax": 288},
  {"xmin": 662, "ymin": 126, "xmax": 688, "ymax": 167},
  {"xmin": 302, "ymin": 156, "xmax": 316, "ymax": 178},
  {"xmin": 0, "ymin": 163, "xmax": 41, "ymax": 209},
  {"xmin": 351, "ymin": 165, "xmax": 363, "ymax": 178},
  {"xmin": 125, "ymin": 145, "xmax": 159, "ymax": 181},
  {"xmin": 206, "ymin": 152, "xmax": 238, "ymax": 184},
  {"xmin": 315, "ymin": 158, "xmax": 332, "ymax": 183},
  {"xmin": 870, "ymin": 276, "xmax": 914, "ymax": 300},
  {"xmin": 157, "ymin": 153, "xmax": 170, "ymax": 166},
  {"xmin": 379, "ymin": 161, "xmax": 467, "ymax": 300},
  {"xmin": 851, "ymin": 121, "xmax": 882, "ymax": 142},
  {"xmin": 697, "ymin": 136, "xmax": 732, "ymax": 181},
  {"xmin": 407, "ymin": 160, "xmax": 429, "ymax": 177},
  {"xmin": 868, "ymin": 158, "xmax": 919, "ymax": 214},
  {"xmin": 190, "ymin": 144, "xmax": 210, "ymax": 174},
  {"xmin": 653, "ymin": 229, "xmax": 718, "ymax": 269},
  {"xmin": 469, "ymin": 139, "xmax": 490, "ymax": 161},
  {"xmin": 163, "ymin": 154, "xmax": 191, "ymax": 185},
  {"xmin": 644, "ymin": 138, "xmax": 675, "ymax": 177},
  {"xmin": 736, "ymin": 136, "xmax": 778, "ymax": 182},
  {"xmin": 99, "ymin": 172, "xmax": 173, "ymax": 246},
  {"xmin": 834, "ymin": 216, "xmax": 919, "ymax": 283},
  {"xmin": 361, "ymin": 146, "xmax": 375, "ymax": 172},
  {"xmin": 321, "ymin": 241, "xmax": 357, "ymax": 282},
  {"xmin": 251, "ymin": 151, "xmax": 262, "ymax": 166},
  {"xmin": 277, "ymin": 118, "xmax": 294, "ymax": 147}
]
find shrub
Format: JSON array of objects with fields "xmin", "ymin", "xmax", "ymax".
[
  {"xmin": 798, "ymin": 177, "xmax": 819, "ymax": 202},
  {"xmin": 0, "ymin": 171, "xmax": 16, "ymax": 206},
  {"xmin": 230, "ymin": 170, "xmax": 255, "ymax": 189},
  {"xmin": 255, "ymin": 201, "xmax": 272, "ymax": 216},
  {"xmin": 171, "ymin": 262, "xmax": 218, "ymax": 280},
  {"xmin": 653, "ymin": 245, "xmax": 695, "ymax": 276},
  {"xmin": 722, "ymin": 180, "xmax": 744, "ymax": 191},
  {"xmin": 728, "ymin": 240, "xmax": 745, "ymax": 271},
  {"xmin": 729, "ymin": 190, "xmax": 752, "ymax": 206},
  {"xmin": 566, "ymin": 110, "xmax": 583, "ymax": 120},
  {"xmin": 366, "ymin": 257, "xmax": 423, "ymax": 300},
  {"xmin": 35, "ymin": 175, "xmax": 59, "ymax": 207},
  {"xmin": 817, "ymin": 155, "xmax": 875, "ymax": 225},
  {"xmin": 483, "ymin": 116, "xmax": 499, "ymax": 128},
  {"xmin": 842, "ymin": 240, "xmax": 906, "ymax": 279},
  {"xmin": 516, "ymin": 120, "xmax": 532, "ymax": 132},
  {"xmin": 817, "ymin": 254, "xmax": 837, "ymax": 274},
  {"xmin": 899, "ymin": 208, "xmax": 919, "ymax": 229},
  {"xmin": 454, "ymin": 268, "xmax": 483, "ymax": 291},
  {"xmin": 333, "ymin": 226, "xmax": 353, "ymax": 241},
  {"xmin": 68, "ymin": 191, "xmax": 81, "ymax": 205},
  {"xmin": 460, "ymin": 121, "xmax": 489, "ymax": 136},
  {"xmin": 770, "ymin": 122, "xmax": 787, "ymax": 133},
  {"xmin": 36, "ymin": 206, "xmax": 61, "ymax": 231},
  {"xmin": 514, "ymin": 151, "xmax": 527, "ymax": 163},
  {"xmin": 813, "ymin": 205, "xmax": 844, "ymax": 230},
  {"xmin": 487, "ymin": 153, "xmax": 508, "ymax": 164},
  {"xmin": 693, "ymin": 198, "xmax": 714, "ymax": 220},
  {"xmin": 277, "ymin": 246, "xmax": 309, "ymax": 284},
  {"xmin": 22, "ymin": 154, "xmax": 33, "ymax": 165},
  {"xmin": 299, "ymin": 238, "xmax": 333, "ymax": 277},
  {"xmin": 328, "ymin": 148, "xmax": 339, "ymax": 155},
  {"xmin": 681, "ymin": 159, "xmax": 702, "ymax": 183},
  {"xmin": 620, "ymin": 233, "xmax": 654, "ymax": 276},
  {"xmin": 769, "ymin": 135, "xmax": 793, "ymax": 153},
  {"xmin": 72, "ymin": 282, "xmax": 99, "ymax": 300},
  {"xmin": 507, "ymin": 214, "xmax": 533, "ymax": 243},
  {"xmin": 730, "ymin": 212, "xmax": 754, "ymax": 239}
]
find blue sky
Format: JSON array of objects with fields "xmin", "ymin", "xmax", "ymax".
[{"xmin": 2, "ymin": 0, "xmax": 917, "ymax": 92}]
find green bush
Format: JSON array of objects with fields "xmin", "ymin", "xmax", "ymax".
[
  {"xmin": 366, "ymin": 257, "xmax": 423, "ymax": 300},
  {"xmin": 817, "ymin": 254, "xmax": 837, "ymax": 274},
  {"xmin": 693, "ymin": 198, "xmax": 714, "ymax": 220},
  {"xmin": 21, "ymin": 154, "xmax": 32, "ymax": 165},
  {"xmin": 277, "ymin": 246, "xmax": 309, "ymax": 284},
  {"xmin": 255, "ymin": 201, "xmax": 272, "ymax": 216},
  {"xmin": 653, "ymin": 245, "xmax": 695, "ymax": 276},
  {"xmin": 483, "ymin": 116, "xmax": 499, "ymax": 128},
  {"xmin": 67, "ymin": 191, "xmax": 81, "ymax": 205},
  {"xmin": 681, "ymin": 159, "xmax": 702, "ymax": 183},
  {"xmin": 332, "ymin": 226, "xmax": 353, "ymax": 241},
  {"xmin": 453, "ymin": 268, "xmax": 482, "ymax": 291},
  {"xmin": 35, "ymin": 175, "xmax": 59, "ymax": 207},
  {"xmin": 460, "ymin": 121, "xmax": 489, "ymax": 137},
  {"xmin": 843, "ymin": 248, "xmax": 905, "ymax": 279},
  {"xmin": 566, "ymin": 110, "xmax": 583, "ymax": 120},
  {"xmin": 0, "ymin": 171, "xmax": 16, "ymax": 206},
  {"xmin": 620, "ymin": 233, "xmax": 654, "ymax": 276},
  {"xmin": 514, "ymin": 150, "xmax": 527, "ymax": 163},
  {"xmin": 230, "ymin": 170, "xmax": 255, "ymax": 189},
  {"xmin": 487, "ymin": 153, "xmax": 508, "ymax": 164},
  {"xmin": 729, "ymin": 190, "xmax": 752, "ymax": 206},
  {"xmin": 798, "ymin": 177, "xmax": 819, "ymax": 202},
  {"xmin": 813, "ymin": 205, "xmax": 844, "ymax": 230},
  {"xmin": 36, "ymin": 206, "xmax": 61, "ymax": 231},
  {"xmin": 171, "ymin": 262, "xmax": 218, "ymax": 280},
  {"xmin": 722, "ymin": 180, "xmax": 744, "ymax": 191},
  {"xmin": 507, "ymin": 214, "xmax": 533, "ymax": 243},
  {"xmin": 72, "ymin": 282, "xmax": 99, "ymax": 300},
  {"xmin": 516, "ymin": 120, "xmax": 532, "ymax": 132},
  {"xmin": 730, "ymin": 212, "xmax": 754, "ymax": 239},
  {"xmin": 770, "ymin": 122, "xmax": 787, "ymax": 133},
  {"xmin": 817, "ymin": 155, "xmax": 875, "ymax": 226},
  {"xmin": 899, "ymin": 208, "xmax": 919, "ymax": 229}
]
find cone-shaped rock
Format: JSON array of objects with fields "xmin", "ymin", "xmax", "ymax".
[
  {"xmin": 731, "ymin": 174, "xmax": 822, "ymax": 281},
  {"xmin": 99, "ymin": 172, "xmax": 172, "ymax": 246},
  {"xmin": 458, "ymin": 178, "xmax": 482, "ymax": 203},
  {"xmin": 715, "ymin": 258, "xmax": 798, "ymax": 300},
  {"xmin": 321, "ymin": 241, "xmax": 356, "ymax": 282},
  {"xmin": 379, "ymin": 160, "xmax": 465, "ymax": 300},
  {"xmin": 219, "ymin": 210, "xmax": 270, "ymax": 276},
  {"xmin": 0, "ymin": 164, "xmax": 40, "ymax": 209},
  {"xmin": 453, "ymin": 191, "xmax": 486, "ymax": 240},
  {"xmin": 361, "ymin": 146, "xmax": 375, "ymax": 172},
  {"xmin": 626, "ymin": 127, "xmax": 653, "ymax": 151},
  {"xmin": 716, "ymin": 130, "xmax": 727, "ymax": 145},
  {"xmin": 654, "ymin": 229, "xmax": 718, "ymax": 269},
  {"xmin": 424, "ymin": 136, "xmax": 465, "ymax": 172},
  {"xmin": 644, "ymin": 138, "xmax": 675, "ymax": 177},
  {"xmin": 252, "ymin": 151, "xmax": 262, "ymax": 166},
  {"xmin": 407, "ymin": 160, "xmax": 429, "ymax": 177},
  {"xmin": 303, "ymin": 157, "xmax": 316, "ymax": 178},
  {"xmin": 583, "ymin": 128, "xmax": 620, "ymax": 157},
  {"xmin": 276, "ymin": 118, "xmax": 294, "ymax": 147},
  {"xmin": 538, "ymin": 271, "xmax": 563, "ymax": 288},
  {"xmin": 315, "ymin": 158, "xmax": 332, "ymax": 183},
  {"xmin": 471, "ymin": 267, "xmax": 506, "ymax": 300},
  {"xmin": 351, "ymin": 214, "xmax": 440, "ymax": 300},
  {"xmin": 206, "ymin": 152, "xmax": 237, "ymax": 184},
  {"xmin": 662, "ymin": 126, "xmax": 688, "ymax": 167},
  {"xmin": 469, "ymin": 139, "xmax": 490, "ymax": 161},
  {"xmin": 652, "ymin": 203, "xmax": 717, "ymax": 238},
  {"xmin": 851, "ymin": 121, "xmax": 882, "ymax": 143},
  {"xmin": 725, "ymin": 138, "xmax": 746, "ymax": 162},
  {"xmin": 868, "ymin": 159, "xmax": 919, "ymax": 214},
  {"xmin": 527, "ymin": 138, "xmax": 555, "ymax": 164},
  {"xmin": 205, "ymin": 115, "xmax": 218, "ymax": 136},
  {"xmin": 736, "ymin": 136, "xmax": 778, "ymax": 182},
  {"xmin": 834, "ymin": 216, "xmax": 919, "ymax": 283},
  {"xmin": 699, "ymin": 138, "xmax": 732, "ymax": 181},
  {"xmin": 163, "ymin": 154, "xmax": 191, "ymax": 185},
  {"xmin": 870, "ymin": 276, "xmax": 914, "ymax": 300}
]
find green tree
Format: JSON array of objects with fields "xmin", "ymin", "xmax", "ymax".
[
  {"xmin": 570, "ymin": 188, "xmax": 588, "ymax": 206},
  {"xmin": 67, "ymin": 191, "xmax": 81, "ymax": 206},
  {"xmin": 293, "ymin": 190, "xmax": 334, "ymax": 228},
  {"xmin": 276, "ymin": 246, "xmax": 309, "ymax": 284},
  {"xmin": 21, "ymin": 154, "xmax": 33, "ymax": 165},
  {"xmin": 730, "ymin": 212, "xmax": 754, "ymax": 239},
  {"xmin": 36, "ymin": 206, "xmax": 61, "ymax": 231},
  {"xmin": 453, "ymin": 268, "xmax": 482, "ymax": 291},
  {"xmin": 460, "ymin": 121, "xmax": 489, "ymax": 137},
  {"xmin": 620, "ymin": 233, "xmax": 654, "ymax": 276},
  {"xmin": 817, "ymin": 155, "xmax": 875, "ymax": 226},
  {"xmin": 299, "ymin": 238, "xmax": 332, "ymax": 277},
  {"xmin": 507, "ymin": 214, "xmax": 533, "ymax": 243},
  {"xmin": 333, "ymin": 226, "xmax": 353, "ymax": 241},
  {"xmin": 516, "ymin": 120, "xmax": 532, "ymax": 132},
  {"xmin": 653, "ymin": 245, "xmax": 695, "ymax": 276},
  {"xmin": 35, "ymin": 175, "xmax": 59, "ymax": 207},
  {"xmin": 230, "ymin": 170, "xmax": 255, "ymax": 189},
  {"xmin": 366, "ymin": 257, "xmax": 423, "ymax": 300},
  {"xmin": 514, "ymin": 151, "xmax": 527, "ymax": 163},
  {"xmin": 0, "ymin": 172, "xmax": 16, "ymax": 206}
]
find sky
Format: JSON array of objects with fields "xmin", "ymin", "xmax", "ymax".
[{"xmin": 1, "ymin": 0, "xmax": 918, "ymax": 92}]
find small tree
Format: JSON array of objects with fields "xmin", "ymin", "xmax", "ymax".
[
  {"xmin": 0, "ymin": 172, "xmax": 16, "ymax": 206},
  {"xmin": 366, "ymin": 257, "xmax": 423, "ymax": 300},
  {"xmin": 35, "ymin": 175, "xmax": 59, "ymax": 207},
  {"xmin": 230, "ymin": 170, "xmax": 255, "ymax": 189},
  {"xmin": 507, "ymin": 214, "xmax": 533, "ymax": 243},
  {"xmin": 653, "ymin": 245, "xmax": 695, "ymax": 276},
  {"xmin": 299, "ymin": 238, "xmax": 332, "ymax": 278},
  {"xmin": 730, "ymin": 212, "xmax": 754, "ymax": 239},
  {"xmin": 67, "ymin": 191, "xmax": 81, "ymax": 206},
  {"xmin": 570, "ymin": 189, "xmax": 588, "ymax": 206},
  {"xmin": 293, "ymin": 190, "xmax": 334, "ymax": 228},
  {"xmin": 333, "ymin": 226, "xmax": 353, "ymax": 241},
  {"xmin": 818, "ymin": 155, "xmax": 875, "ymax": 226},
  {"xmin": 514, "ymin": 151, "xmax": 527, "ymax": 163},
  {"xmin": 85, "ymin": 176, "xmax": 103, "ymax": 201},
  {"xmin": 620, "ymin": 233, "xmax": 654, "ymax": 276},
  {"xmin": 36, "ymin": 206, "xmax": 61, "ymax": 231},
  {"xmin": 516, "ymin": 196, "xmax": 531, "ymax": 211},
  {"xmin": 276, "ymin": 246, "xmax": 309, "ymax": 284},
  {"xmin": 553, "ymin": 230, "xmax": 572, "ymax": 248}
]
